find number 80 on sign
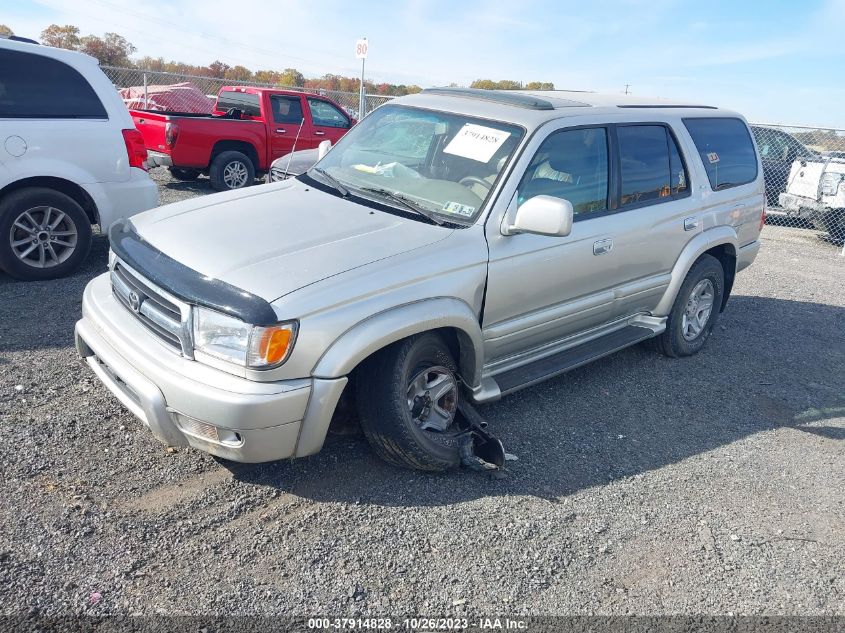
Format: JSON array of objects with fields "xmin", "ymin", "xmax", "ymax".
[{"xmin": 356, "ymin": 38, "xmax": 368, "ymax": 59}]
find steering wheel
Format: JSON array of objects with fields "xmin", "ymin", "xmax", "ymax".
[{"xmin": 459, "ymin": 176, "xmax": 492, "ymax": 194}]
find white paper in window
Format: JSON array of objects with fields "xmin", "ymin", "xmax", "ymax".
[{"xmin": 443, "ymin": 124, "xmax": 511, "ymax": 163}]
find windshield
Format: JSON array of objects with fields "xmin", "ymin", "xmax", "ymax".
[{"xmin": 307, "ymin": 104, "xmax": 525, "ymax": 223}]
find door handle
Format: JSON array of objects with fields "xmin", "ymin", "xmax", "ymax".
[
  {"xmin": 314, "ymin": 130, "xmax": 326, "ymax": 136},
  {"xmin": 275, "ymin": 129, "xmax": 286, "ymax": 134},
  {"xmin": 684, "ymin": 216, "xmax": 700, "ymax": 231},
  {"xmin": 593, "ymin": 238, "xmax": 613, "ymax": 255}
]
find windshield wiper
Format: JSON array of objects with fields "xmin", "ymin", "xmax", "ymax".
[
  {"xmin": 310, "ymin": 167, "xmax": 349, "ymax": 197},
  {"xmin": 358, "ymin": 187, "xmax": 444, "ymax": 225}
]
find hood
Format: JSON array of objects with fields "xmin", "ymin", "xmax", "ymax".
[{"xmin": 129, "ymin": 179, "xmax": 451, "ymax": 302}]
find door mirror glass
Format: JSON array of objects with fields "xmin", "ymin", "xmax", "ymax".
[{"xmin": 506, "ymin": 195, "xmax": 574, "ymax": 237}]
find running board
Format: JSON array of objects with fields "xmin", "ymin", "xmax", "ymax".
[{"xmin": 493, "ymin": 325, "xmax": 656, "ymax": 396}]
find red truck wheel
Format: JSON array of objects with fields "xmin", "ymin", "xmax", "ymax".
[{"xmin": 209, "ymin": 151, "xmax": 255, "ymax": 191}]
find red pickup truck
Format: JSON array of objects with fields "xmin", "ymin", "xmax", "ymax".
[{"xmin": 131, "ymin": 87, "xmax": 354, "ymax": 190}]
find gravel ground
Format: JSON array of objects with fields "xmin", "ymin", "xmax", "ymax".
[{"xmin": 0, "ymin": 168, "xmax": 843, "ymax": 617}]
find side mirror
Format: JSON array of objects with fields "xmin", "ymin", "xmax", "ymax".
[
  {"xmin": 317, "ymin": 140, "xmax": 332, "ymax": 160},
  {"xmin": 504, "ymin": 195, "xmax": 574, "ymax": 237}
]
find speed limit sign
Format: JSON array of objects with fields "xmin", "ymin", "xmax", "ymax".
[{"xmin": 355, "ymin": 38, "xmax": 368, "ymax": 59}]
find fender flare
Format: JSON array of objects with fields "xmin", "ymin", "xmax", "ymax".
[
  {"xmin": 653, "ymin": 226, "xmax": 738, "ymax": 316},
  {"xmin": 312, "ymin": 297, "xmax": 485, "ymax": 389}
]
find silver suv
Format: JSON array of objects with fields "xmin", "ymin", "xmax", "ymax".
[{"xmin": 76, "ymin": 88, "xmax": 764, "ymax": 471}]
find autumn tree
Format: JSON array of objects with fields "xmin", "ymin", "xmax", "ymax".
[
  {"xmin": 206, "ymin": 60, "xmax": 230, "ymax": 78},
  {"xmin": 224, "ymin": 65, "xmax": 253, "ymax": 81},
  {"xmin": 471, "ymin": 79, "xmax": 554, "ymax": 91},
  {"xmin": 40, "ymin": 24, "xmax": 81, "ymax": 49},
  {"xmin": 277, "ymin": 68, "xmax": 304, "ymax": 87},
  {"xmin": 135, "ymin": 55, "xmax": 167, "ymax": 72},
  {"xmin": 253, "ymin": 70, "xmax": 279, "ymax": 84},
  {"xmin": 0, "ymin": 24, "xmax": 13, "ymax": 37},
  {"xmin": 525, "ymin": 81, "xmax": 555, "ymax": 90},
  {"xmin": 79, "ymin": 32, "xmax": 136, "ymax": 66},
  {"xmin": 470, "ymin": 79, "xmax": 497, "ymax": 89}
]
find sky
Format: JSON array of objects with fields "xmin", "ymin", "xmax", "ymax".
[{"xmin": 5, "ymin": 0, "xmax": 844, "ymax": 128}]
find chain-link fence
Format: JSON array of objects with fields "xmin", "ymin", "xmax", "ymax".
[
  {"xmin": 101, "ymin": 66, "xmax": 394, "ymax": 118},
  {"xmin": 750, "ymin": 124, "xmax": 845, "ymax": 244}
]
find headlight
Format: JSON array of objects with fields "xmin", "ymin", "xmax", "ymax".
[
  {"xmin": 192, "ymin": 306, "xmax": 297, "ymax": 369},
  {"xmin": 820, "ymin": 172, "xmax": 843, "ymax": 196}
]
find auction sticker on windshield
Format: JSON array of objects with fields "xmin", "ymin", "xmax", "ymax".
[{"xmin": 444, "ymin": 124, "xmax": 511, "ymax": 163}]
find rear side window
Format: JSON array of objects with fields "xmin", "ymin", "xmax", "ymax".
[
  {"xmin": 683, "ymin": 118, "xmax": 758, "ymax": 190},
  {"xmin": 217, "ymin": 90, "xmax": 261, "ymax": 117},
  {"xmin": 0, "ymin": 49, "xmax": 107, "ymax": 119},
  {"xmin": 618, "ymin": 125, "xmax": 689, "ymax": 207}
]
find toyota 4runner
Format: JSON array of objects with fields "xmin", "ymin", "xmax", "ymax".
[{"xmin": 76, "ymin": 88, "xmax": 764, "ymax": 471}]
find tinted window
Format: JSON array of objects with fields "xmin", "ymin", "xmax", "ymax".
[
  {"xmin": 0, "ymin": 49, "xmax": 107, "ymax": 119},
  {"xmin": 668, "ymin": 131, "xmax": 689, "ymax": 196},
  {"xmin": 217, "ymin": 90, "xmax": 261, "ymax": 117},
  {"xmin": 619, "ymin": 126, "xmax": 671, "ymax": 206},
  {"xmin": 271, "ymin": 95, "xmax": 303, "ymax": 124},
  {"xmin": 618, "ymin": 125, "xmax": 689, "ymax": 206},
  {"xmin": 518, "ymin": 127, "xmax": 608, "ymax": 215},
  {"xmin": 307, "ymin": 98, "xmax": 350, "ymax": 128},
  {"xmin": 684, "ymin": 118, "xmax": 758, "ymax": 190}
]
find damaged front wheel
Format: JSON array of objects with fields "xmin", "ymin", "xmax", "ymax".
[{"xmin": 356, "ymin": 333, "xmax": 464, "ymax": 471}]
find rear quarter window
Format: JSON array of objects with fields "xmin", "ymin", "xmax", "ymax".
[
  {"xmin": 683, "ymin": 117, "xmax": 758, "ymax": 190},
  {"xmin": 0, "ymin": 49, "xmax": 107, "ymax": 119},
  {"xmin": 216, "ymin": 90, "xmax": 261, "ymax": 117}
]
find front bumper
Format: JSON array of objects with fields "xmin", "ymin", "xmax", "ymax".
[{"xmin": 75, "ymin": 273, "xmax": 346, "ymax": 462}]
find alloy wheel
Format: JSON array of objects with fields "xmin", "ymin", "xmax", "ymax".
[
  {"xmin": 681, "ymin": 278, "xmax": 715, "ymax": 341},
  {"xmin": 9, "ymin": 206, "xmax": 78, "ymax": 269},
  {"xmin": 222, "ymin": 161, "xmax": 249, "ymax": 188}
]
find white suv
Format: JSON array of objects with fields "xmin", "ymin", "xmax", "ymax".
[{"xmin": 0, "ymin": 36, "xmax": 158, "ymax": 280}]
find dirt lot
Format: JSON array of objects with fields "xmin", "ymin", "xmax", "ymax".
[{"xmin": 0, "ymin": 169, "xmax": 843, "ymax": 617}]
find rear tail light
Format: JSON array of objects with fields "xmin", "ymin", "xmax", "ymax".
[
  {"xmin": 165, "ymin": 122, "xmax": 180, "ymax": 147},
  {"xmin": 122, "ymin": 128, "xmax": 148, "ymax": 171},
  {"xmin": 760, "ymin": 195, "xmax": 767, "ymax": 231}
]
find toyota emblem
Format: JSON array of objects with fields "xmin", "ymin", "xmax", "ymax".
[{"xmin": 128, "ymin": 290, "xmax": 141, "ymax": 312}]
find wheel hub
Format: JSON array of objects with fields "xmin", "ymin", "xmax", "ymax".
[{"xmin": 406, "ymin": 366, "xmax": 458, "ymax": 433}]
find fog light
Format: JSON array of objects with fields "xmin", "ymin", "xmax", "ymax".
[{"xmin": 168, "ymin": 410, "xmax": 242, "ymax": 446}]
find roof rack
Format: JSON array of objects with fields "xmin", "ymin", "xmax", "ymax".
[
  {"xmin": 0, "ymin": 34, "xmax": 40, "ymax": 44},
  {"xmin": 421, "ymin": 87, "xmax": 555, "ymax": 111},
  {"xmin": 617, "ymin": 104, "xmax": 717, "ymax": 109}
]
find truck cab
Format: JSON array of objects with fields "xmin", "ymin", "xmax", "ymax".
[{"xmin": 132, "ymin": 87, "xmax": 354, "ymax": 190}]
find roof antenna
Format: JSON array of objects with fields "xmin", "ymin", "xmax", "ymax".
[{"xmin": 284, "ymin": 117, "xmax": 305, "ymax": 177}]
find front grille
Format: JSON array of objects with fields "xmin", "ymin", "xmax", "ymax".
[{"xmin": 111, "ymin": 261, "xmax": 193, "ymax": 357}]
